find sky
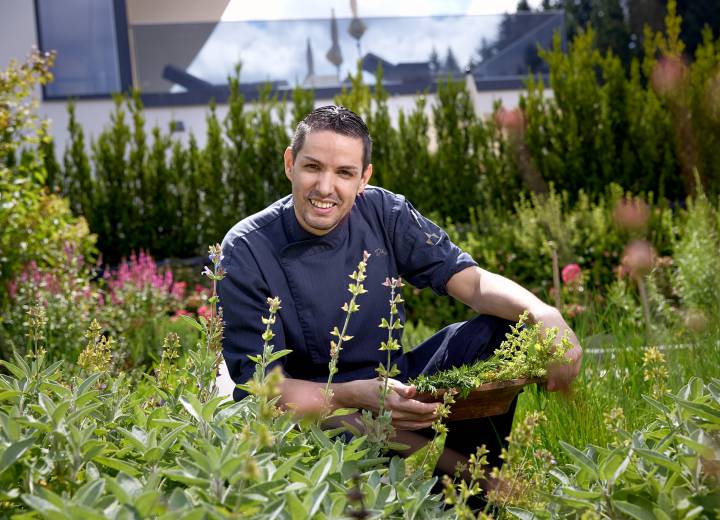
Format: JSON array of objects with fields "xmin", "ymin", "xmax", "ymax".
[{"xmin": 218, "ymin": 0, "xmax": 545, "ymax": 22}]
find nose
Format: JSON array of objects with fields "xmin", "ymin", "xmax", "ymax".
[{"xmin": 315, "ymin": 170, "xmax": 333, "ymax": 197}]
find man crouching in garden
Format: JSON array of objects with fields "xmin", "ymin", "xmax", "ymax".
[{"xmin": 219, "ymin": 105, "xmax": 582, "ymax": 480}]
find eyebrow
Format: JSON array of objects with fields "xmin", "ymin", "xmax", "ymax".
[{"xmin": 302, "ymin": 155, "xmax": 360, "ymax": 173}]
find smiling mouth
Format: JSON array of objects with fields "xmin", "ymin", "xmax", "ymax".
[{"xmin": 309, "ymin": 199, "xmax": 337, "ymax": 209}]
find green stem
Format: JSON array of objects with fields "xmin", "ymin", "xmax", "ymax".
[
  {"xmin": 322, "ymin": 292, "xmax": 358, "ymax": 411},
  {"xmin": 378, "ymin": 284, "xmax": 397, "ymax": 417}
]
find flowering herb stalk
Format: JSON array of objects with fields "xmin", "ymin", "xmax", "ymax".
[
  {"xmin": 377, "ymin": 276, "xmax": 404, "ymax": 417},
  {"xmin": 242, "ymin": 296, "xmax": 291, "ymax": 421},
  {"xmin": 322, "ymin": 250, "xmax": 370, "ymax": 415},
  {"xmin": 77, "ymin": 319, "xmax": 113, "ymax": 374},
  {"xmin": 184, "ymin": 244, "xmax": 226, "ymax": 400}
]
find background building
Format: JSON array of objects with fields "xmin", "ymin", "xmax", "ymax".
[{"xmin": 0, "ymin": 0, "xmax": 562, "ymax": 153}]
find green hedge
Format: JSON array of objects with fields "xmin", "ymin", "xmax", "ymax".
[{"xmin": 46, "ymin": 6, "xmax": 720, "ymax": 265}]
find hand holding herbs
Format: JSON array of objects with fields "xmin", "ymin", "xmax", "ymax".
[{"xmin": 410, "ymin": 312, "xmax": 574, "ymax": 398}]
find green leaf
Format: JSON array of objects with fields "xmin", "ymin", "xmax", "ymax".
[
  {"xmin": 272, "ymin": 455, "xmax": 302, "ymax": 480},
  {"xmin": 609, "ymin": 453, "xmax": 632, "ymax": 487},
  {"xmin": 549, "ymin": 468, "xmax": 570, "ymax": 485},
  {"xmin": 507, "ymin": 507, "xmax": 542, "ymax": 519},
  {"xmin": 676, "ymin": 433, "xmax": 715, "ymax": 458},
  {"xmin": 158, "ymin": 424, "xmax": 189, "ymax": 453},
  {"xmin": 22, "ymin": 494, "xmax": 61, "ymax": 514},
  {"xmin": 167, "ymin": 488, "xmax": 192, "ymax": 510},
  {"xmin": 0, "ymin": 436, "xmax": 35, "ymax": 475},
  {"xmin": 309, "ymin": 424, "xmax": 333, "ymax": 450},
  {"xmin": 303, "ymin": 481, "xmax": 329, "ymax": 517},
  {"xmin": 0, "ymin": 360, "xmax": 26, "ymax": 379},
  {"xmin": 180, "ymin": 314, "xmax": 203, "ymax": 332},
  {"xmin": 614, "ymin": 500, "xmax": 656, "ymax": 520},
  {"xmin": 559, "ymin": 441, "xmax": 599, "ymax": 479},
  {"xmin": 634, "ymin": 448, "xmax": 682, "ymax": 473},
  {"xmin": 74, "ymin": 479, "xmax": 105, "ymax": 507},
  {"xmin": 267, "ymin": 349, "xmax": 293, "ymax": 363},
  {"xmin": 201, "ymin": 395, "xmax": 227, "ymax": 422},
  {"xmin": 388, "ymin": 456, "xmax": 405, "ymax": 484},
  {"xmin": 308, "ymin": 455, "xmax": 333, "ymax": 484},
  {"xmin": 163, "ymin": 469, "xmax": 210, "ymax": 486},
  {"xmin": 135, "ymin": 491, "xmax": 163, "ymax": 516},
  {"xmin": 285, "ymin": 493, "xmax": 307, "ymax": 520},
  {"xmin": 0, "ymin": 390, "xmax": 22, "ymax": 401},
  {"xmin": 76, "ymin": 373, "xmax": 102, "ymax": 396},
  {"xmin": 93, "ymin": 455, "xmax": 141, "ymax": 477},
  {"xmin": 563, "ymin": 487, "xmax": 603, "ymax": 500},
  {"xmin": 179, "ymin": 394, "xmax": 204, "ymax": 423},
  {"xmin": 330, "ymin": 407, "xmax": 357, "ymax": 417},
  {"xmin": 674, "ymin": 398, "xmax": 720, "ymax": 424},
  {"xmin": 642, "ymin": 395, "xmax": 671, "ymax": 416}
]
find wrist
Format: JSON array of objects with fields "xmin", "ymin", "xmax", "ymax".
[
  {"xmin": 331, "ymin": 380, "xmax": 356, "ymax": 410},
  {"xmin": 527, "ymin": 302, "xmax": 559, "ymax": 324}
]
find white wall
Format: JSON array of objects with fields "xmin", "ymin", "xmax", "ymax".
[
  {"xmin": 41, "ymin": 88, "xmax": 531, "ymax": 157},
  {"xmin": 0, "ymin": 0, "xmax": 37, "ymax": 69}
]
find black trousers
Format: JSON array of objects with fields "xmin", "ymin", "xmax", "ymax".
[{"xmin": 395, "ymin": 314, "xmax": 518, "ymax": 469}]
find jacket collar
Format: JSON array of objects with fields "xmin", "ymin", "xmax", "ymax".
[{"xmin": 281, "ymin": 197, "xmax": 350, "ymax": 253}]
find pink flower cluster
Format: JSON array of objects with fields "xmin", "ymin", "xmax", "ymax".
[
  {"xmin": 7, "ymin": 259, "xmax": 93, "ymax": 303},
  {"xmin": 104, "ymin": 250, "xmax": 185, "ymax": 304},
  {"xmin": 8, "ymin": 261, "xmax": 60, "ymax": 299}
]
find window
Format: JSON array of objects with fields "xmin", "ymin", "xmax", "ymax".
[{"xmin": 35, "ymin": 0, "xmax": 131, "ymax": 98}]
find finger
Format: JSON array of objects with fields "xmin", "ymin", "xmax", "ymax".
[
  {"xmin": 387, "ymin": 407, "xmax": 438, "ymax": 423},
  {"xmin": 388, "ymin": 379, "xmax": 415, "ymax": 399},
  {"xmin": 388, "ymin": 396, "xmax": 438, "ymax": 417},
  {"xmin": 392, "ymin": 420, "xmax": 435, "ymax": 430}
]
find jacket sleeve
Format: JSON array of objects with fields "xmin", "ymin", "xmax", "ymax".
[
  {"xmin": 387, "ymin": 194, "xmax": 477, "ymax": 295},
  {"xmin": 218, "ymin": 239, "xmax": 286, "ymax": 400}
]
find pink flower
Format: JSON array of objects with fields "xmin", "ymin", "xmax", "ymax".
[
  {"xmin": 561, "ymin": 263, "xmax": 582, "ymax": 285},
  {"xmin": 566, "ymin": 303, "xmax": 586, "ymax": 318},
  {"xmin": 494, "ymin": 106, "xmax": 525, "ymax": 135},
  {"xmin": 197, "ymin": 305, "xmax": 212, "ymax": 320},
  {"xmin": 621, "ymin": 240, "xmax": 656, "ymax": 279},
  {"xmin": 613, "ymin": 198, "xmax": 650, "ymax": 230},
  {"xmin": 651, "ymin": 55, "xmax": 687, "ymax": 97},
  {"xmin": 170, "ymin": 309, "xmax": 191, "ymax": 322},
  {"xmin": 171, "ymin": 281, "xmax": 187, "ymax": 300}
]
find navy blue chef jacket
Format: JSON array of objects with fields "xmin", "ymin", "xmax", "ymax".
[{"xmin": 219, "ymin": 186, "xmax": 478, "ymax": 401}]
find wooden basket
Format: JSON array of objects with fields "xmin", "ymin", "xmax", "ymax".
[{"xmin": 415, "ymin": 378, "xmax": 544, "ymax": 421}]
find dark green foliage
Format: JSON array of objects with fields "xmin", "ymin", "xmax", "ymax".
[{"xmin": 522, "ymin": 29, "xmax": 682, "ymax": 201}]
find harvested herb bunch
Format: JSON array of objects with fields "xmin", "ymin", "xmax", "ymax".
[{"xmin": 410, "ymin": 313, "xmax": 572, "ymax": 398}]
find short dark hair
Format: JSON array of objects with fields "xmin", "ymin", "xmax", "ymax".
[{"xmin": 291, "ymin": 105, "xmax": 372, "ymax": 171}]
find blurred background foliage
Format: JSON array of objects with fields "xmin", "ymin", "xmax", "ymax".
[
  {"xmin": 3, "ymin": 1, "xmax": 720, "ymax": 335},
  {"xmin": 42, "ymin": 3, "xmax": 720, "ymax": 267}
]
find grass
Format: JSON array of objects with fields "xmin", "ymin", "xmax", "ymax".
[{"xmin": 514, "ymin": 302, "xmax": 720, "ymax": 460}]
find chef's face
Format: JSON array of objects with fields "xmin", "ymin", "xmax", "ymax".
[{"xmin": 284, "ymin": 130, "xmax": 372, "ymax": 236}]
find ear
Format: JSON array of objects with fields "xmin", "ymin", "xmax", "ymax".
[
  {"xmin": 283, "ymin": 147, "xmax": 294, "ymax": 182},
  {"xmin": 358, "ymin": 163, "xmax": 373, "ymax": 194}
]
